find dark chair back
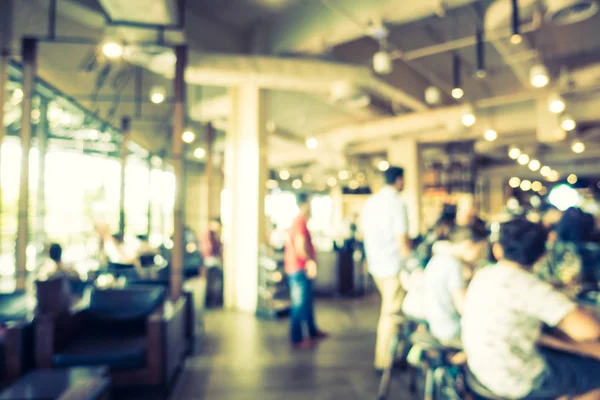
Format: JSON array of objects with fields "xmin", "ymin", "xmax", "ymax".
[
  {"xmin": 36, "ymin": 278, "xmax": 71, "ymax": 315},
  {"xmin": 87, "ymin": 286, "xmax": 165, "ymax": 321}
]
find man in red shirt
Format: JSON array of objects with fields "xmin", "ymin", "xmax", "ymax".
[{"xmin": 284, "ymin": 193, "xmax": 328, "ymax": 348}]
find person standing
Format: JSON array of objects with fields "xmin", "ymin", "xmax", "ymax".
[
  {"xmin": 284, "ymin": 193, "xmax": 328, "ymax": 349},
  {"xmin": 361, "ymin": 166, "xmax": 412, "ymax": 371}
]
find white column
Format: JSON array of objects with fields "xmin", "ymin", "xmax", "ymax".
[
  {"xmin": 223, "ymin": 84, "xmax": 267, "ymax": 312},
  {"xmin": 387, "ymin": 138, "xmax": 423, "ymax": 237}
]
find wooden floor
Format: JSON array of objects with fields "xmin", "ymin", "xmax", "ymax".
[{"xmin": 165, "ymin": 295, "xmax": 417, "ymax": 400}]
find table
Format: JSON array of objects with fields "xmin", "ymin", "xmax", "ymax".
[{"xmin": 0, "ymin": 367, "xmax": 110, "ymax": 400}]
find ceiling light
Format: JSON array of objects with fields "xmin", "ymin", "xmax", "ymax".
[
  {"xmin": 571, "ymin": 139, "xmax": 585, "ymax": 154},
  {"xmin": 560, "ymin": 114, "xmax": 576, "ymax": 131},
  {"xmin": 540, "ymin": 166, "xmax": 551, "ymax": 177},
  {"xmin": 508, "ymin": 147, "xmax": 521, "ymax": 159},
  {"xmin": 462, "ymin": 112, "xmax": 476, "ymax": 127},
  {"xmin": 349, "ymin": 180, "xmax": 359, "ymax": 190},
  {"xmin": 539, "ymin": 186, "xmax": 548, "ymax": 196},
  {"xmin": 548, "ymin": 94, "xmax": 566, "ymax": 114},
  {"xmin": 182, "ymin": 131, "xmax": 195, "ymax": 143},
  {"xmin": 567, "ymin": 174, "xmax": 578, "ymax": 184},
  {"xmin": 193, "ymin": 148, "xmax": 206, "ymax": 159},
  {"xmin": 518, "ymin": 153, "xmax": 530, "ymax": 165},
  {"xmin": 279, "ymin": 170, "xmax": 290, "ymax": 180},
  {"xmin": 266, "ymin": 179, "xmax": 279, "ymax": 189},
  {"xmin": 530, "ymin": 64, "xmax": 550, "ymax": 88},
  {"xmin": 327, "ymin": 177, "xmax": 338, "ymax": 187},
  {"xmin": 509, "ymin": 177, "xmax": 521, "ymax": 188},
  {"xmin": 520, "ymin": 179, "xmax": 532, "ymax": 191},
  {"xmin": 149, "ymin": 85, "xmax": 166, "ymax": 104},
  {"xmin": 510, "ymin": 33, "xmax": 523, "ymax": 44},
  {"xmin": 338, "ymin": 170, "xmax": 350, "ymax": 180},
  {"xmin": 378, "ymin": 160, "xmax": 390, "ymax": 171},
  {"xmin": 451, "ymin": 87, "xmax": 464, "ymax": 99},
  {"xmin": 548, "ymin": 170, "xmax": 560, "ymax": 182},
  {"xmin": 292, "ymin": 179, "xmax": 303, "ymax": 189},
  {"xmin": 373, "ymin": 50, "xmax": 393, "ymax": 74},
  {"xmin": 306, "ymin": 137, "xmax": 318, "ymax": 149},
  {"xmin": 13, "ymin": 88, "xmax": 23, "ymax": 101},
  {"xmin": 529, "ymin": 159, "xmax": 541, "ymax": 171},
  {"xmin": 532, "ymin": 181, "xmax": 543, "ymax": 192},
  {"xmin": 425, "ymin": 86, "xmax": 441, "ymax": 105},
  {"xmin": 484, "ymin": 129, "xmax": 497, "ymax": 141},
  {"xmin": 475, "ymin": 27, "xmax": 486, "ymax": 78},
  {"xmin": 102, "ymin": 40, "xmax": 124, "ymax": 59},
  {"xmin": 511, "ymin": 0, "xmax": 521, "ymax": 44}
]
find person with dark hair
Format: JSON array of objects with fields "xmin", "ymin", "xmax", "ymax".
[
  {"xmin": 38, "ymin": 243, "xmax": 78, "ymax": 280},
  {"xmin": 423, "ymin": 223, "xmax": 488, "ymax": 347},
  {"xmin": 462, "ymin": 218, "xmax": 600, "ymax": 400},
  {"xmin": 284, "ymin": 193, "xmax": 327, "ymax": 349},
  {"xmin": 361, "ymin": 165, "xmax": 413, "ymax": 370}
]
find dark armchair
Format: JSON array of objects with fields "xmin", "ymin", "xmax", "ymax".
[
  {"xmin": 0, "ymin": 291, "xmax": 34, "ymax": 383},
  {"xmin": 36, "ymin": 286, "xmax": 187, "ymax": 389}
]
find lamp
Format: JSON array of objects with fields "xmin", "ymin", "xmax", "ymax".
[
  {"xmin": 306, "ymin": 137, "xmax": 318, "ymax": 149},
  {"xmin": 560, "ymin": 114, "xmax": 576, "ymax": 131},
  {"xmin": 373, "ymin": 43, "xmax": 393, "ymax": 75},
  {"xmin": 548, "ymin": 94, "xmax": 566, "ymax": 113},
  {"xmin": 149, "ymin": 85, "xmax": 166, "ymax": 104},
  {"xmin": 529, "ymin": 159, "xmax": 541, "ymax": 171},
  {"xmin": 475, "ymin": 27, "xmax": 486, "ymax": 78},
  {"xmin": 571, "ymin": 139, "xmax": 585, "ymax": 154},
  {"xmin": 102, "ymin": 40, "xmax": 124, "ymax": 59},
  {"xmin": 530, "ymin": 64, "xmax": 550, "ymax": 88},
  {"xmin": 484, "ymin": 129, "xmax": 497, "ymax": 141},
  {"xmin": 182, "ymin": 131, "xmax": 195, "ymax": 143},
  {"xmin": 518, "ymin": 153, "xmax": 530, "ymax": 165},
  {"xmin": 462, "ymin": 112, "xmax": 476, "ymax": 127},
  {"xmin": 279, "ymin": 170, "xmax": 290, "ymax": 180},
  {"xmin": 510, "ymin": 0, "xmax": 522, "ymax": 44},
  {"xmin": 509, "ymin": 147, "xmax": 521, "ymax": 159},
  {"xmin": 193, "ymin": 148, "xmax": 206, "ymax": 159},
  {"xmin": 452, "ymin": 54, "xmax": 464, "ymax": 99}
]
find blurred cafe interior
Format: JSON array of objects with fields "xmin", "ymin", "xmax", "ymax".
[{"xmin": 0, "ymin": 0, "xmax": 600, "ymax": 399}]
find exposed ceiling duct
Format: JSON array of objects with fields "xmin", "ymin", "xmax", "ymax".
[
  {"xmin": 98, "ymin": 0, "xmax": 181, "ymax": 26},
  {"xmin": 545, "ymin": 0, "xmax": 598, "ymax": 24}
]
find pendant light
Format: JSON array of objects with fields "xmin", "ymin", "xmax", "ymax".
[
  {"xmin": 475, "ymin": 27, "xmax": 486, "ymax": 78},
  {"xmin": 451, "ymin": 54, "xmax": 464, "ymax": 99},
  {"xmin": 510, "ymin": 0, "xmax": 522, "ymax": 44}
]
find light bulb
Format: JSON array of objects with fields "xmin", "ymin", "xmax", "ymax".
[
  {"xmin": 530, "ymin": 64, "xmax": 550, "ymax": 88},
  {"xmin": 451, "ymin": 87, "xmax": 464, "ymax": 99},
  {"xmin": 149, "ymin": 85, "xmax": 166, "ymax": 104},
  {"xmin": 373, "ymin": 51, "xmax": 393, "ymax": 74},
  {"xmin": 560, "ymin": 114, "xmax": 576, "ymax": 131},
  {"xmin": 306, "ymin": 137, "xmax": 318, "ymax": 149},
  {"xmin": 540, "ymin": 166, "xmax": 551, "ymax": 177},
  {"xmin": 102, "ymin": 41, "xmax": 124, "ymax": 59},
  {"xmin": 425, "ymin": 86, "xmax": 441, "ymax": 105},
  {"xmin": 462, "ymin": 112, "xmax": 476, "ymax": 127},
  {"xmin": 567, "ymin": 174, "xmax": 578, "ymax": 185},
  {"xmin": 548, "ymin": 170, "xmax": 560, "ymax": 182},
  {"xmin": 532, "ymin": 181, "xmax": 543, "ymax": 192},
  {"xmin": 517, "ymin": 154, "xmax": 530, "ymax": 165},
  {"xmin": 548, "ymin": 94, "xmax": 566, "ymax": 114},
  {"xmin": 182, "ymin": 131, "xmax": 195, "ymax": 143},
  {"xmin": 193, "ymin": 148, "xmax": 206, "ymax": 159},
  {"xmin": 509, "ymin": 177, "xmax": 521, "ymax": 188},
  {"xmin": 484, "ymin": 129, "xmax": 497, "ymax": 141},
  {"xmin": 520, "ymin": 180, "xmax": 532, "ymax": 191},
  {"xmin": 338, "ymin": 170, "xmax": 350, "ymax": 180},
  {"xmin": 378, "ymin": 160, "xmax": 390, "ymax": 171},
  {"xmin": 279, "ymin": 170, "xmax": 290, "ymax": 180},
  {"xmin": 571, "ymin": 140, "xmax": 585, "ymax": 154},
  {"xmin": 508, "ymin": 147, "xmax": 521, "ymax": 160},
  {"xmin": 528, "ymin": 159, "xmax": 541, "ymax": 171},
  {"xmin": 510, "ymin": 34, "xmax": 523, "ymax": 45},
  {"xmin": 292, "ymin": 179, "xmax": 303, "ymax": 189}
]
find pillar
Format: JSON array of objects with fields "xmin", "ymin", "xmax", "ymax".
[
  {"xmin": 223, "ymin": 84, "xmax": 267, "ymax": 312},
  {"xmin": 118, "ymin": 116, "xmax": 130, "ymax": 237},
  {"xmin": 205, "ymin": 122, "xmax": 215, "ymax": 224},
  {"xmin": 170, "ymin": 45, "xmax": 187, "ymax": 300},
  {"xmin": 16, "ymin": 38, "xmax": 37, "ymax": 289},
  {"xmin": 387, "ymin": 138, "xmax": 423, "ymax": 237},
  {"xmin": 146, "ymin": 156, "xmax": 152, "ymax": 237},
  {"xmin": 35, "ymin": 99, "xmax": 48, "ymax": 249}
]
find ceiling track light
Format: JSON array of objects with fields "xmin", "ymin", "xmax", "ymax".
[
  {"xmin": 510, "ymin": 0, "xmax": 522, "ymax": 44},
  {"xmin": 475, "ymin": 27, "xmax": 486, "ymax": 78},
  {"xmin": 452, "ymin": 54, "xmax": 464, "ymax": 99},
  {"xmin": 373, "ymin": 40, "xmax": 393, "ymax": 75}
]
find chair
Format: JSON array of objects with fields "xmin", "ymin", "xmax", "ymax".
[
  {"xmin": 464, "ymin": 368, "xmax": 504, "ymax": 400},
  {"xmin": 35, "ymin": 286, "xmax": 187, "ymax": 390},
  {"xmin": 0, "ymin": 291, "xmax": 34, "ymax": 383}
]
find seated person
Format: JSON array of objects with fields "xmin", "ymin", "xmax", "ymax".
[
  {"xmin": 462, "ymin": 218, "xmax": 600, "ymax": 400},
  {"xmin": 103, "ymin": 233, "xmax": 146, "ymax": 278},
  {"xmin": 423, "ymin": 224, "xmax": 488, "ymax": 348},
  {"xmin": 38, "ymin": 243, "xmax": 79, "ymax": 280}
]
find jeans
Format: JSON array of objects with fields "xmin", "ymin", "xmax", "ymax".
[{"xmin": 288, "ymin": 271, "xmax": 317, "ymax": 343}]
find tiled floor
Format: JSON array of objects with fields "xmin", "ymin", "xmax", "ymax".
[{"xmin": 168, "ymin": 295, "xmax": 418, "ymax": 400}]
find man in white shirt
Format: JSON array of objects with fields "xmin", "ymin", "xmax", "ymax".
[{"xmin": 361, "ymin": 166, "xmax": 412, "ymax": 370}]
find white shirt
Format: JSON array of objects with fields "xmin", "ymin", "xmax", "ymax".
[
  {"xmin": 361, "ymin": 186, "xmax": 408, "ymax": 278},
  {"xmin": 462, "ymin": 263, "xmax": 576, "ymax": 398}
]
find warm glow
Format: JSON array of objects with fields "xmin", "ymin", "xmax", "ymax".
[
  {"xmin": 193, "ymin": 148, "xmax": 206, "ymax": 159},
  {"xmin": 517, "ymin": 154, "xmax": 530, "ymax": 165},
  {"xmin": 451, "ymin": 87, "xmax": 464, "ymax": 99},
  {"xmin": 279, "ymin": 170, "xmax": 290, "ymax": 180},
  {"xmin": 462, "ymin": 112, "xmax": 476, "ymax": 127},
  {"xmin": 182, "ymin": 131, "xmax": 195, "ymax": 143},
  {"xmin": 292, "ymin": 179, "xmax": 303, "ymax": 189},
  {"xmin": 150, "ymin": 85, "xmax": 166, "ymax": 104},
  {"xmin": 560, "ymin": 115, "xmax": 576, "ymax": 132},
  {"xmin": 548, "ymin": 170, "xmax": 560, "ymax": 182},
  {"xmin": 509, "ymin": 177, "xmax": 521, "ymax": 188},
  {"xmin": 567, "ymin": 174, "xmax": 578, "ymax": 185},
  {"xmin": 548, "ymin": 95, "xmax": 566, "ymax": 114},
  {"xmin": 356, "ymin": 172, "xmax": 366, "ymax": 182},
  {"xmin": 520, "ymin": 180, "xmax": 532, "ymax": 191},
  {"xmin": 528, "ymin": 159, "xmax": 541, "ymax": 171},
  {"xmin": 484, "ymin": 129, "xmax": 497, "ymax": 141},
  {"xmin": 304, "ymin": 174, "xmax": 312, "ymax": 183},
  {"xmin": 266, "ymin": 179, "xmax": 279, "ymax": 189},
  {"xmin": 378, "ymin": 160, "xmax": 390, "ymax": 171},
  {"xmin": 349, "ymin": 180, "xmax": 359, "ymax": 190},
  {"xmin": 510, "ymin": 34, "xmax": 523, "ymax": 45},
  {"xmin": 306, "ymin": 137, "xmax": 318, "ymax": 149},
  {"xmin": 571, "ymin": 140, "xmax": 585, "ymax": 154},
  {"xmin": 102, "ymin": 41, "xmax": 124, "ymax": 59},
  {"xmin": 532, "ymin": 181, "xmax": 543, "ymax": 192},
  {"xmin": 508, "ymin": 147, "xmax": 521, "ymax": 160},
  {"xmin": 338, "ymin": 170, "xmax": 350, "ymax": 180},
  {"xmin": 327, "ymin": 177, "xmax": 337, "ymax": 187},
  {"xmin": 540, "ymin": 166, "xmax": 551, "ymax": 177},
  {"xmin": 530, "ymin": 64, "xmax": 550, "ymax": 88}
]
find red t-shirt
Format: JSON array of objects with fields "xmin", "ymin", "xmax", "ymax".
[{"xmin": 284, "ymin": 215, "xmax": 316, "ymax": 274}]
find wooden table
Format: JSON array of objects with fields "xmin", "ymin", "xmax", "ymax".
[{"xmin": 0, "ymin": 367, "xmax": 110, "ymax": 400}]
